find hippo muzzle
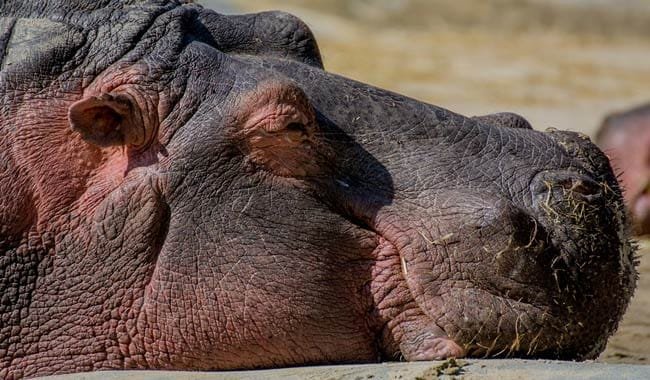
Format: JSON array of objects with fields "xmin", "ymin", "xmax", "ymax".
[{"xmin": 338, "ymin": 123, "xmax": 636, "ymax": 361}]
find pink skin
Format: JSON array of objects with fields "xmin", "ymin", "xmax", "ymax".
[
  {"xmin": 599, "ymin": 117, "xmax": 650, "ymax": 235},
  {"xmin": 0, "ymin": 4, "xmax": 637, "ymax": 375},
  {"xmin": 369, "ymin": 238, "xmax": 465, "ymax": 360},
  {"xmin": 8, "ymin": 75, "xmax": 464, "ymax": 375},
  {"xmin": 3, "ymin": 75, "xmax": 382, "ymax": 377}
]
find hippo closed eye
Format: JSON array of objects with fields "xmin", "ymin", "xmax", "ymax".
[{"xmin": 0, "ymin": 1, "xmax": 636, "ymax": 378}]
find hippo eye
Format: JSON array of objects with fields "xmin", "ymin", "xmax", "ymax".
[{"xmin": 239, "ymin": 81, "xmax": 329, "ymax": 177}]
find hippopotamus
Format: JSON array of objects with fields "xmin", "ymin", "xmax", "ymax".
[
  {"xmin": 0, "ymin": 0, "xmax": 637, "ymax": 378},
  {"xmin": 596, "ymin": 103, "xmax": 650, "ymax": 236}
]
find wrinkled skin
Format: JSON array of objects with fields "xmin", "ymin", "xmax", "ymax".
[
  {"xmin": 596, "ymin": 104, "xmax": 650, "ymax": 235},
  {"xmin": 0, "ymin": 1, "xmax": 637, "ymax": 378}
]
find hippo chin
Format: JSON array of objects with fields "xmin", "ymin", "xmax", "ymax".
[{"xmin": 0, "ymin": 1, "xmax": 637, "ymax": 378}]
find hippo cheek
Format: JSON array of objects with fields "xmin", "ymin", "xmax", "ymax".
[{"xmin": 368, "ymin": 235, "xmax": 466, "ymax": 361}]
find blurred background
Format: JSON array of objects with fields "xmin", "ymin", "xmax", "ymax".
[
  {"xmin": 202, "ymin": 0, "xmax": 650, "ymax": 364},
  {"xmin": 203, "ymin": 0, "xmax": 650, "ymax": 137}
]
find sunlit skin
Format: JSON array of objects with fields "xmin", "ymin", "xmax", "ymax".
[{"xmin": 0, "ymin": 1, "xmax": 636, "ymax": 378}]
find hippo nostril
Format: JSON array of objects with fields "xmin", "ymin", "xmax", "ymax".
[
  {"xmin": 531, "ymin": 171, "xmax": 602, "ymax": 202},
  {"xmin": 557, "ymin": 177, "xmax": 601, "ymax": 198}
]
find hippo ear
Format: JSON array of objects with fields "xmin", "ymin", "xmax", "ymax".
[
  {"xmin": 241, "ymin": 83, "xmax": 327, "ymax": 178},
  {"xmin": 68, "ymin": 93, "xmax": 145, "ymax": 148}
]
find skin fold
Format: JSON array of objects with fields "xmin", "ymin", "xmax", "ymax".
[{"xmin": 0, "ymin": 1, "xmax": 637, "ymax": 378}]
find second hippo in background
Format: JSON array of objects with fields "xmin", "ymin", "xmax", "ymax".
[{"xmin": 597, "ymin": 103, "xmax": 650, "ymax": 236}]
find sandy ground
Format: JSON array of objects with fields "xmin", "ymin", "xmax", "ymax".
[
  {"xmin": 201, "ymin": 0, "xmax": 650, "ymax": 366},
  {"xmin": 39, "ymin": 359, "xmax": 650, "ymax": 380}
]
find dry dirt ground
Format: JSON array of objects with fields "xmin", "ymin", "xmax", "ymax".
[
  {"xmin": 208, "ymin": 0, "xmax": 650, "ymax": 365},
  {"xmin": 41, "ymin": 359, "xmax": 650, "ymax": 380}
]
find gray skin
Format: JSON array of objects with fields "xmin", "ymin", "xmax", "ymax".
[
  {"xmin": 0, "ymin": 0, "xmax": 637, "ymax": 378},
  {"xmin": 596, "ymin": 103, "xmax": 650, "ymax": 236}
]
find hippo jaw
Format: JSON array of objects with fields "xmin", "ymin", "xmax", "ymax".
[{"xmin": 368, "ymin": 195, "xmax": 634, "ymax": 361}]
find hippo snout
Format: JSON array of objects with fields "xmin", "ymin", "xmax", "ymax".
[{"xmin": 363, "ymin": 122, "xmax": 636, "ymax": 361}]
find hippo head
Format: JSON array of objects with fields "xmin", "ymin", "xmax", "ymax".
[
  {"xmin": 597, "ymin": 103, "xmax": 650, "ymax": 236},
  {"xmin": 0, "ymin": 1, "xmax": 636, "ymax": 377}
]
